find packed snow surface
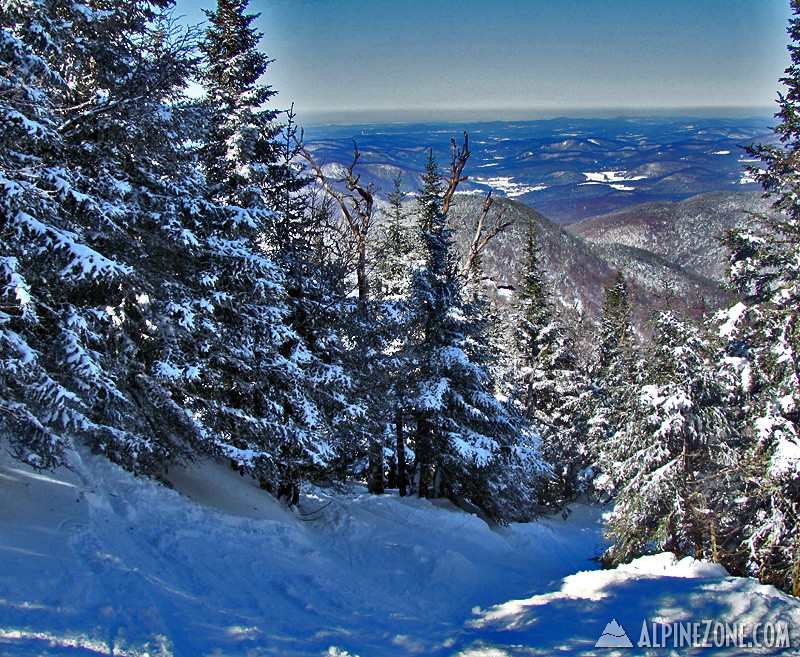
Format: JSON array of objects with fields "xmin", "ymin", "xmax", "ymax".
[{"xmin": 1, "ymin": 446, "xmax": 799, "ymax": 656}]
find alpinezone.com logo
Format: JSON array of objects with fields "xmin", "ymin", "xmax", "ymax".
[{"xmin": 596, "ymin": 619, "xmax": 792, "ymax": 650}]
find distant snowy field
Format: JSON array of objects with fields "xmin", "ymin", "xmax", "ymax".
[{"xmin": 1, "ymin": 446, "xmax": 799, "ymax": 656}]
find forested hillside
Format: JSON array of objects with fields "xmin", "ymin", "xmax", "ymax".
[
  {"xmin": 448, "ymin": 192, "xmax": 755, "ymax": 334},
  {"xmin": 570, "ymin": 191, "xmax": 773, "ymax": 281}
]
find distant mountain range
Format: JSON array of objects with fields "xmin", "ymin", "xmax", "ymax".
[{"xmin": 304, "ymin": 116, "xmax": 774, "ymax": 223}]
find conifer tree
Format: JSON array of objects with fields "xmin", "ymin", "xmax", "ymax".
[
  {"xmin": 588, "ymin": 270, "xmax": 638, "ymax": 458},
  {"xmin": 602, "ymin": 311, "xmax": 742, "ymax": 566},
  {"xmin": 597, "ymin": 270, "xmax": 635, "ymax": 378},
  {"xmin": 407, "ymin": 151, "xmax": 545, "ymax": 520},
  {"xmin": 376, "ymin": 176, "xmax": 416, "ymax": 300},
  {"xmin": 199, "ymin": 0, "xmax": 280, "ymax": 206},
  {"xmin": 719, "ymin": 0, "xmax": 800, "ymax": 592},
  {"xmin": 373, "ymin": 175, "xmax": 417, "ymax": 495},
  {"xmin": 514, "ymin": 222, "xmax": 575, "ymax": 419},
  {"xmin": 1, "ymin": 0, "xmax": 97, "ymax": 468},
  {"xmin": 512, "ymin": 222, "xmax": 591, "ymax": 504},
  {"xmin": 194, "ymin": 0, "xmax": 347, "ymax": 501},
  {"xmin": 0, "ymin": 0, "xmax": 346, "ymax": 496},
  {"xmin": 0, "ymin": 0, "xmax": 214, "ymax": 474}
]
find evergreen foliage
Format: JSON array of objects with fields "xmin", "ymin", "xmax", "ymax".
[
  {"xmin": 512, "ymin": 222, "xmax": 591, "ymax": 504},
  {"xmin": 602, "ymin": 311, "xmax": 743, "ymax": 566},
  {"xmin": 199, "ymin": 0, "xmax": 279, "ymax": 207},
  {"xmin": 596, "ymin": 270, "xmax": 636, "ymax": 380},
  {"xmin": 406, "ymin": 152, "xmax": 545, "ymax": 521},
  {"xmin": 375, "ymin": 176, "xmax": 416, "ymax": 301},
  {"xmin": 371, "ymin": 175, "xmax": 418, "ymax": 495},
  {"xmin": 194, "ymin": 0, "xmax": 349, "ymax": 500},
  {"xmin": 0, "ymin": 0, "xmax": 209, "ymax": 474},
  {"xmin": 587, "ymin": 270, "xmax": 638, "ymax": 456},
  {"xmin": 718, "ymin": 0, "xmax": 800, "ymax": 592},
  {"xmin": 15, "ymin": 0, "xmax": 800, "ymax": 558}
]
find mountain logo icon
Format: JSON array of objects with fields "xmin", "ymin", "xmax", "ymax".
[{"xmin": 595, "ymin": 619, "xmax": 633, "ymax": 648}]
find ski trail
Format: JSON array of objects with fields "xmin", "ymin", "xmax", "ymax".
[{"xmin": 3, "ymin": 448, "xmax": 798, "ymax": 657}]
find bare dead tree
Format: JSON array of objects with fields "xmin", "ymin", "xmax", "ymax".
[
  {"xmin": 437, "ymin": 133, "xmax": 514, "ymax": 284},
  {"xmin": 459, "ymin": 191, "xmax": 513, "ymax": 282},
  {"xmin": 295, "ymin": 138, "xmax": 387, "ymax": 494},
  {"xmin": 295, "ymin": 138, "xmax": 375, "ymax": 303},
  {"xmin": 306, "ymin": 183, "xmax": 351, "ymax": 279},
  {"xmin": 441, "ymin": 132, "xmax": 470, "ymax": 217}
]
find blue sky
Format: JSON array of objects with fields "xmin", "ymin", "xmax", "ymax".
[{"xmin": 176, "ymin": 0, "xmax": 792, "ymax": 122}]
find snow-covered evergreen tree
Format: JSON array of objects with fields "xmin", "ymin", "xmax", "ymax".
[
  {"xmin": 1, "ymin": 0, "xmax": 213, "ymax": 474},
  {"xmin": 199, "ymin": 0, "xmax": 280, "ymax": 207},
  {"xmin": 1, "ymin": 0, "xmax": 96, "ymax": 468},
  {"xmin": 0, "ymin": 0, "xmax": 348, "ymax": 499},
  {"xmin": 717, "ymin": 0, "xmax": 800, "ymax": 592},
  {"xmin": 587, "ymin": 270, "xmax": 638, "ymax": 464},
  {"xmin": 406, "ymin": 151, "xmax": 545, "ymax": 521},
  {"xmin": 602, "ymin": 311, "xmax": 743, "ymax": 566},
  {"xmin": 370, "ymin": 176, "xmax": 418, "ymax": 494},
  {"xmin": 193, "ymin": 0, "xmax": 350, "ymax": 501},
  {"xmin": 596, "ymin": 270, "xmax": 636, "ymax": 381},
  {"xmin": 375, "ymin": 176, "xmax": 417, "ymax": 300},
  {"xmin": 511, "ymin": 221, "xmax": 592, "ymax": 504}
]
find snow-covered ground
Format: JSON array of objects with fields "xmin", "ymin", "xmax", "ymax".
[{"xmin": 1, "ymin": 446, "xmax": 799, "ymax": 657}]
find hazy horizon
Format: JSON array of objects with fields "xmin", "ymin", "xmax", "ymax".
[
  {"xmin": 175, "ymin": 1, "xmax": 791, "ymax": 127},
  {"xmin": 297, "ymin": 104, "xmax": 777, "ymax": 127}
]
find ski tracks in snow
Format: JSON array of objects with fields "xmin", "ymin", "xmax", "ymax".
[{"xmin": 3, "ymin": 449, "xmax": 799, "ymax": 657}]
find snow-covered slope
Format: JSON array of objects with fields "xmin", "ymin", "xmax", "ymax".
[
  {"xmin": 447, "ymin": 194, "xmax": 731, "ymax": 334},
  {"xmin": 569, "ymin": 191, "xmax": 772, "ymax": 282},
  {"xmin": 1, "ymin": 447, "xmax": 798, "ymax": 656}
]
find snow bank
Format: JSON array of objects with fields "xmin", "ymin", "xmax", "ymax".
[
  {"xmin": 1, "ymin": 446, "xmax": 798, "ymax": 656},
  {"xmin": 464, "ymin": 553, "xmax": 800, "ymax": 656},
  {"xmin": 0, "ymin": 446, "xmax": 603, "ymax": 656}
]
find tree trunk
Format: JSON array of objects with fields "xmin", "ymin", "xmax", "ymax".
[
  {"xmin": 356, "ymin": 238, "xmax": 369, "ymax": 304},
  {"xmin": 710, "ymin": 517, "xmax": 719, "ymax": 563},
  {"xmin": 367, "ymin": 436, "xmax": 384, "ymax": 494},
  {"xmin": 278, "ymin": 475, "xmax": 299, "ymax": 507},
  {"xmin": 396, "ymin": 410, "xmax": 407, "ymax": 497},
  {"xmin": 415, "ymin": 415, "xmax": 434, "ymax": 498},
  {"xmin": 433, "ymin": 467, "xmax": 443, "ymax": 498}
]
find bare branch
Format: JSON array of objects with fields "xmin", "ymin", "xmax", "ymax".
[
  {"xmin": 441, "ymin": 131, "xmax": 470, "ymax": 217},
  {"xmin": 460, "ymin": 192, "xmax": 513, "ymax": 282},
  {"xmin": 294, "ymin": 135, "xmax": 375, "ymax": 301},
  {"xmin": 295, "ymin": 139, "xmax": 358, "ymax": 233},
  {"xmin": 343, "ymin": 141, "xmax": 361, "ymax": 186}
]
